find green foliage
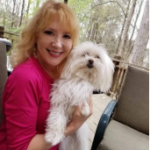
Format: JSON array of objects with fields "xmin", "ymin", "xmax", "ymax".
[
  {"xmin": 67, "ymin": 0, "xmax": 94, "ymax": 42},
  {"xmin": 0, "ymin": 0, "xmax": 148, "ymax": 67}
]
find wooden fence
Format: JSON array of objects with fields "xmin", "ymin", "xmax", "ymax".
[
  {"xmin": 109, "ymin": 58, "xmax": 149, "ymax": 98},
  {"xmin": 0, "ymin": 26, "xmax": 18, "ymax": 43}
]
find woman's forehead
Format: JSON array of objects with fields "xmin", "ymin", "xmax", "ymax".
[{"xmin": 44, "ymin": 15, "xmax": 72, "ymax": 33}]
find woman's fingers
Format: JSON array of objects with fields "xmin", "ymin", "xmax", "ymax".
[{"xmin": 65, "ymin": 95, "xmax": 93, "ymax": 136}]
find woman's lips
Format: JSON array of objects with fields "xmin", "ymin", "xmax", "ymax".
[{"xmin": 47, "ymin": 49, "xmax": 63, "ymax": 57}]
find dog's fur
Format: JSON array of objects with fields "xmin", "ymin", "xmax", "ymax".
[{"xmin": 45, "ymin": 42, "xmax": 114, "ymax": 150}]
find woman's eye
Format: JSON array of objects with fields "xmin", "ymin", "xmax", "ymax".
[
  {"xmin": 44, "ymin": 30, "xmax": 53, "ymax": 35},
  {"xmin": 63, "ymin": 34, "xmax": 71, "ymax": 39}
]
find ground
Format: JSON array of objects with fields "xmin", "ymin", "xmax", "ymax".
[{"xmin": 87, "ymin": 94, "xmax": 113, "ymax": 149}]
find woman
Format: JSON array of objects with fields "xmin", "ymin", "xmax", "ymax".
[{"xmin": 0, "ymin": 0, "xmax": 92, "ymax": 150}]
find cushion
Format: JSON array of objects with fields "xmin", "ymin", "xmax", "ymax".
[
  {"xmin": 0, "ymin": 41, "xmax": 7, "ymax": 125},
  {"xmin": 114, "ymin": 66, "xmax": 149, "ymax": 134},
  {"xmin": 98, "ymin": 120, "xmax": 149, "ymax": 150}
]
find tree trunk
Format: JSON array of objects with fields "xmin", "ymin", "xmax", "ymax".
[
  {"xmin": 3, "ymin": 12, "xmax": 6, "ymax": 27},
  {"xmin": 36, "ymin": 0, "xmax": 40, "ymax": 9},
  {"xmin": 129, "ymin": 0, "xmax": 149, "ymax": 66},
  {"xmin": 115, "ymin": 0, "xmax": 131, "ymax": 59},
  {"xmin": 126, "ymin": 0, "xmax": 144, "ymax": 58},
  {"xmin": 26, "ymin": 0, "xmax": 31, "ymax": 17},
  {"xmin": 88, "ymin": 21, "xmax": 96, "ymax": 41},
  {"xmin": 11, "ymin": 0, "xmax": 16, "ymax": 27},
  {"xmin": 116, "ymin": 0, "xmax": 137, "ymax": 58},
  {"xmin": 19, "ymin": 0, "xmax": 25, "ymax": 27}
]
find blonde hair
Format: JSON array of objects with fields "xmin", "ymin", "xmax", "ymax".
[{"xmin": 11, "ymin": 0, "xmax": 79, "ymax": 68}]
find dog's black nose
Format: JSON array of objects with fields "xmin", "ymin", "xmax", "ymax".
[
  {"xmin": 87, "ymin": 59, "xmax": 94, "ymax": 68},
  {"xmin": 88, "ymin": 59, "xmax": 94, "ymax": 64}
]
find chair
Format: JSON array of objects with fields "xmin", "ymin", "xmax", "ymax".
[
  {"xmin": 0, "ymin": 41, "xmax": 7, "ymax": 125},
  {"xmin": 91, "ymin": 66, "xmax": 149, "ymax": 150}
]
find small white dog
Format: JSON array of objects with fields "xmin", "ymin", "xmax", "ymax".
[{"xmin": 45, "ymin": 42, "xmax": 114, "ymax": 150}]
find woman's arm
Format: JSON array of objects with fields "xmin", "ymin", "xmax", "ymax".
[
  {"xmin": 27, "ymin": 134, "xmax": 52, "ymax": 150},
  {"xmin": 65, "ymin": 97, "xmax": 93, "ymax": 136},
  {"xmin": 27, "ymin": 98, "xmax": 93, "ymax": 150}
]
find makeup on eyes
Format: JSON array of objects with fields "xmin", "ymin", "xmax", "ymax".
[
  {"xmin": 44, "ymin": 30, "xmax": 53, "ymax": 35},
  {"xmin": 44, "ymin": 28, "xmax": 71, "ymax": 39}
]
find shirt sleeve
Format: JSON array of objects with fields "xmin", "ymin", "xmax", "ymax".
[{"xmin": 3, "ymin": 69, "xmax": 41, "ymax": 150}]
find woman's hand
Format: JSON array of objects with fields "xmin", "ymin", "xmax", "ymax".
[
  {"xmin": 65, "ymin": 96, "xmax": 93, "ymax": 136},
  {"xmin": 27, "ymin": 97, "xmax": 93, "ymax": 150}
]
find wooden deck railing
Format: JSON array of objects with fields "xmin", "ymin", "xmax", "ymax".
[
  {"xmin": 109, "ymin": 58, "xmax": 149, "ymax": 98},
  {"xmin": 0, "ymin": 26, "xmax": 18, "ymax": 44},
  {"xmin": 0, "ymin": 27, "xmax": 149, "ymax": 98}
]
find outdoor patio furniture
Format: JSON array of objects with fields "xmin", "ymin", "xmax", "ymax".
[
  {"xmin": 0, "ymin": 38, "xmax": 12, "ymax": 52},
  {"xmin": 91, "ymin": 65, "xmax": 149, "ymax": 150},
  {"xmin": 0, "ymin": 41, "xmax": 7, "ymax": 125}
]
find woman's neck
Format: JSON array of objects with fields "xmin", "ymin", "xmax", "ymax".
[{"xmin": 36, "ymin": 58, "xmax": 60, "ymax": 80}]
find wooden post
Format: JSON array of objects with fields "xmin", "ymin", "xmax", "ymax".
[
  {"xmin": 110, "ymin": 59, "xmax": 120, "ymax": 93},
  {"xmin": 0, "ymin": 26, "xmax": 4, "ymax": 38}
]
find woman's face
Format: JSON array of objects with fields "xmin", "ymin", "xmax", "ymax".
[{"xmin": 36, "ymin": 17, "xmax": 73, "ymax": 70}]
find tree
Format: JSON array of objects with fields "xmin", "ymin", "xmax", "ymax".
[
  {"xmin": 115, "ymin": 0, "xmax": 130, "ymax": 58},
  {"xmin": 11, "ymin": 0, "xmax": 16, "ymax": 27},
  {"xmin": 85, "ymin": 0, "xmax": 125, "ymax": 55},
  {"xmin": 115, "ymin": 0, "xmax": 137, "ymax": 58},
  {"xmin": 19, "ymin": 0, "xmax": 25, "ymax": 27},
  {"xmin": 126, "ymin": 0, "xmax": 144, "ymax": 58},
  {"xmin": 129, "ymin": 0, "xmax": 149, "ymax": 66},
  {"xmin": 26, "ymin": 0, "xmax": 31, "ymax": 18}
]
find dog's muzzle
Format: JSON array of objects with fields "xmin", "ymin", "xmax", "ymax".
[{"xmin": 87, "ymin": 59, "xmax": 94, "ymax": 68}]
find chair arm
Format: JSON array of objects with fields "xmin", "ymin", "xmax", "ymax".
[{"xmin": 91, "ymin": 99, "xmax": 118, "ymax": 150}]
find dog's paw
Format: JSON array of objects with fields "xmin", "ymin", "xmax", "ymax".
[{"xmin": 45, "ymin": 131, "xmax": 65, "ymax": 146}]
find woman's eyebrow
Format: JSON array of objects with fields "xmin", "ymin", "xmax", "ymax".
[
  {"xmin": 46, "ymin": 28, "xmax": 55, "ymax": 31},
  {"xmin": 46, "ymin": 27, "xmax": 71, "ymax": 35},
  {"xmin": 63, "ymin": 30, "xmax": 71, "ymax": 35}
]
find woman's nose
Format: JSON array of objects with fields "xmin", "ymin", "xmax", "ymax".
[{"xmin": 52, "ymin": 38, "xmax": 62, "ymax": 48}]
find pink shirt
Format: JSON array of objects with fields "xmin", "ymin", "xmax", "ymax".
[{"xmin": 0, "ymin": 56, "xmax": 58, "ymax": 150}]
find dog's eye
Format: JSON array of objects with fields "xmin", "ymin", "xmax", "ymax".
[
  {"xmin": 95, "ymin": 56, "xmax": 100, "ymax": 59},
  {"xmin": 82, "ymin": 53, "xmax": 89, "ymax": 57}
]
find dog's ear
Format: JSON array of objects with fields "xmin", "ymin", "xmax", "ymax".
[
  {"xmin": 98, "ymin": 48, "xmax": 114, "ymax": 92},
  {"xmin": 60, "ymin": 51, "xmax": 74, "ymax": 79}
]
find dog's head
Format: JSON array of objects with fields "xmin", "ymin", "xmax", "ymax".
[{"xmin": 61, "ymin": 42, "xmax": 114, "ymax": 92}]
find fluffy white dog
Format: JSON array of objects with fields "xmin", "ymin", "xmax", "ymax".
[{"xmin": 45, "ymin": 42, "xmax": 114, "ymax": 150}]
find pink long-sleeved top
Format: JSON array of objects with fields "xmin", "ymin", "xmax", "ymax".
[{"xmin": 0, "ymin": 56, "xmax": 59, "ymax": 150}]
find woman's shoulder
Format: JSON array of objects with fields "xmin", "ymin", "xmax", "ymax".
[
  {"xmin": 8, "ymin": 56, "xmax": 53, "ymax": 89},
  {"xmin": 10, "ymin": 57, "xmax": 43, "ymax": 83}
]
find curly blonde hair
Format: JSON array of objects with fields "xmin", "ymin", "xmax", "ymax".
[{"xmin": 11, "ymin": 0, "xmax": 79, "ymax": 68}]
